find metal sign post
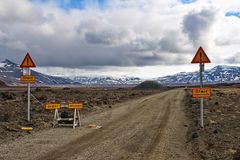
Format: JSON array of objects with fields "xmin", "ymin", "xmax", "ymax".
[
  {"xmin": 20, "ymin": 53, "xmax": 36, "ymax": 122},
  {"xmin": 27, "ymin": 68, "xmax": 31, "ymax": 121},
  {"xmin": 23, "ymin": 68, "xmax": 32, "ymax": 121},
  {"xmin": 200, "ymin": 63, "xmax": 204, "ymax": 127}
]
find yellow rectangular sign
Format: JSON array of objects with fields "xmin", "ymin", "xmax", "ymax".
[
  {"xmin": 21, "ymin": 127, "xmax": 33, "ymax": 131},
  {"xmin": 20, "ymin": 75, "xmax": 36, "ymax": 83},
  {"xmin": 68, "ymin": 103, "xmax": 83, "ymax": 109},
  {"xmin": 44, "ymin": 103, "xmax": 61, "ymax": 110},
  {"xmin": 192, "ymin": 88, "xmax": 211, "ymax": 98}
]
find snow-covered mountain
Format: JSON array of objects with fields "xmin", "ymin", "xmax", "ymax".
[
  {"xmin": 0, "ymin": 59, "xmax": 142, "ymax": 86},
  {"xmin": 69, "ymin": 76, "xmax": 142, "ymax": 86},
  {"xmin": 0, "ymin": 59, "xmax": 239, "ymax": 86},
  {"xmin": 157, "ymin": 65, "xmax": 240, "ymax": 85},
  {"xmin": 0, "ymin": 59, "xmax": 74, "ymax": 85}
]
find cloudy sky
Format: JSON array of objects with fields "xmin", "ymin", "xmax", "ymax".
[{"xmin": 0, "ymin": 0, "xmax": 240, "ymax": 78}]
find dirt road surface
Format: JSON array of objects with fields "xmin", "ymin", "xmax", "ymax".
[{"xmin": 0, "ymin": 89, "xmax": 192, "ymax": 160}]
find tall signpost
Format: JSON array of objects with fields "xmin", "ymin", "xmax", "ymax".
[
  {"xmin": 20, "ymin": 53, "xmax": 36, "ymax": 122},
  {"xmin": 191, "ymin": 47, "xmax": 211, "ymax": 128}
]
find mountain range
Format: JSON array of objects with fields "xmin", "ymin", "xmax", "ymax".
[
  {"xmin": 0, "ymin": 59, "xmax": 73, "ymax": 85},
  {"xmin": 0, "ymin": 59, "xmax": 239, "ymax": 86},
  {"xmin": 0, "ymin": 59, "xmax": 141, "ymax": 86},
  {"xmin": 157, "ymin": 65, "xmax": 240, "ymax": 85}
]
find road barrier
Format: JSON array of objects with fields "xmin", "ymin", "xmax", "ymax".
[{"xmin": 44, "ymin": 102, "xmax": 83, "ymax": 129}]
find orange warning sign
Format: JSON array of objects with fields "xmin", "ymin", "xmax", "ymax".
[
  {"xmin": 20, "ymin": 53, "xmax": 36, "ymax": 68},
  {"xmin": 20, "ymin": 75, "xmax": 36, "ymax": 83},
  {"xmin": 45, "ymin": 104, "xmax": 61, "ymax": 110},
  {"xmin": 192, "ymin": 88, "xmax": 211, "ymax": 98},
  {"xmin": 191, "ymin": 47, "xmax": 211, "ymax": 63},
  {"xmin": 68, "ymin": 103, "xmax": 84, "ymax": 109}
]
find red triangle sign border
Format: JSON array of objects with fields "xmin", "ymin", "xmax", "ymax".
[
  {"xmin": 191, "ymin": 46, "xmax": 211, "ymax": 64},
  {"xmin": 20, "ymin": 52, "xmax": 36, "ymax": 68}
]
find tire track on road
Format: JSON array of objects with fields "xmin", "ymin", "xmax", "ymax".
[{"xmin": 37, "ymin": 93, "xmax": 170, "ymax": 160}]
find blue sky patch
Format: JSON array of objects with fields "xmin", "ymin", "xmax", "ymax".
[
  {"xmin": 225, "ymin": 11, "xmax": 240, "ymax": 18},
  {"xmin": 30, "ymin": 0, "xmax": 107, "ymax": 10},
  {"xmin": 180, "ymin": 0, "xmax": 197, "ymax": 4}
]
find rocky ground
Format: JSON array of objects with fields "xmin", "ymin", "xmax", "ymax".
[
  {"xmin": 0, "ymin": 80, "xmax": 6, "ymax": 87},
  {"xmin": 0, "ymin": 89, "xmax": 191, "ymax": 160},
  {"xmin": 185, "ymin": 86, "xmax": 240, "ymax": 160},
  {"xmin": 1, "ymin": 85, "xmax": 240, "ymax": 160},
  {"xmin": 0, "ymin": 87, "xmax": 162, "ymax": 143}
]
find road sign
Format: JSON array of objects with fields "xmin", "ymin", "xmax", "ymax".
[
  {"xmin": 20, "ymin": 53, "xmax": 36, "ymax": 68},
  {"xmin": 191, "ymin": 46, "xmax": 211, "ymax": 128},
  {"xmin": 191, "ymin": 47, "xmax": 211, "ymax": 63},
  {"xmin": 45, "ymin": 103, "xmax": 61, "ymax": 110},
  {"xmin": 20, "ymin": 75, "xmax": 36, "ymax": 83},
  {"xmin": 21, "ymin": 127, "xmax": 33, "ymax": 131},
  {"xmin": 20, "ymin": 53, "xmax": 36, "ymax": 122},
  {"xmin": 192, "ymin": 88, "xmax": 211, "ymax": 98},
  {"xmin": 68, "ymin": 103, "xmax": 83, "ymax": 109}
]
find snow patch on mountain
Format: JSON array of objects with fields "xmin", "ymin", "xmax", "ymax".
[
  {"xmin": 157, "ymin": 65, "xmax": 240, "ymax": 85},
  {"xmin": 0, "ymin": 59, "xmax": 239, "ymax": 86},
  {"xmin": 0, "ymin": 59, "xmax": 142, "ymax": 86}
]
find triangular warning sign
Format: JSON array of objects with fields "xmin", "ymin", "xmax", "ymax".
[
  {"xmin": 20, "ymin": 53, "xmax": 36, "ymax": 68},
  {"xmin": 191, "ymin": 47, "xmax": 211, "ymax": 63}
]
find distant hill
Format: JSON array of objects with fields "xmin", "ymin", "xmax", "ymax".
[
  {"xmin": 0, "ymin": 59, "xmax": 142, "ymax": 86},
  {"xmin": 68, "ymin": 76, "xmax": 142, "ymax": 86},
  {"xmin": 0, "ymin": 80, "xmax": 6, "ymax": 87},
  {"xmin": 135, "ymin": 80, "xmax": 162, "ymax": 89},
  {"xmin": 157, "ymin": 65, "xmax": 240, "ymax": 85},
  {"xmin": 0, "ymin": 59, "xmax": 75, "ymax": 85},
  {"xmin": 0, "ymin": 59, "xmax": 239, "ymax": 86}
]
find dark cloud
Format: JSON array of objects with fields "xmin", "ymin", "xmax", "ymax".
[
  {"xmin": 225, "ymin": 53, "xmax": 240, "ymax": 63},
  {"xmin": 214, "ymin": 38, "xmax": 231, "ymax": 46},
  {"xmin": 33, "ymin": 44, "xmax": 165, "ymax": 67},
  {"xmin": 182, "ymin": 9, "xmax": 216, "ymax": 46},
  {"xmin": 1, "ymin": 31, "xmax": 189, "ymax": 68},
  {"xmin": 158, "ymin": 31, "xmax": 187, "ymax": 53},
  {"xmin": 85, "ymin": 32, "xmax": 112, "ymax": 44},
  {"xmin": 214, "ymin": 37, "xmax": 240, "ymax": 46},
  {"xmin": 0, "ymin": 1, "xmax": 46, "ymax": 24},
  {"xmin": 0, "ymin": 0, "xmax": 204, "ymax": 68},
  {"xmin": 84, "ymin": 29, "xmax": 131, "ymax": 45}
]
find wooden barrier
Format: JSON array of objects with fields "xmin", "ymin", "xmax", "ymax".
[{"xmin": 44, "ymin": 102, "xmax": 83, "ymax": 129}]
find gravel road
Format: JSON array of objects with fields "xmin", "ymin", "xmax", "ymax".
[{"xmin": 0, "ymin": 89, "xmax": 191, "ymax": 160}]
